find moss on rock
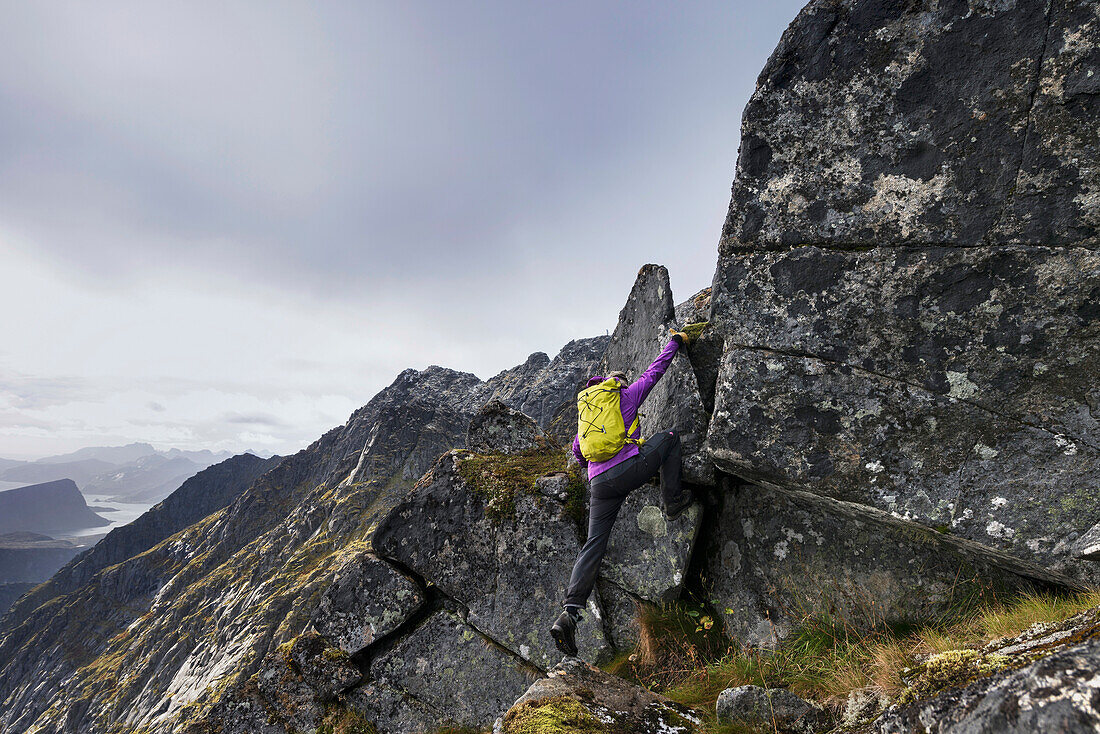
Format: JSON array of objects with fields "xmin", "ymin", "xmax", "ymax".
[
  {"xmin": 456, "ymin": 445, "xmax": 570, "ymax": 523},
  {"xmin": 501, "ymin": 696, "xmax": 609, "ymax": 734},
  {"xmin": 898, "ymin": 648, "xmax": 1011, "ymax": 705}
]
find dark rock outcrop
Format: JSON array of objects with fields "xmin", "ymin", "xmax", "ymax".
[
  {"xmin": 702, "ymin": 479, "xmax": 1072, "ymax": 647},
  {"xmin": 866, "ymin": 605, "xmax": 1100, "ymax": 733},
  {"xmin": 369, "ymin": 606, "xmax": 537, "ymax": 729},
  {"xmin": 0, "ymin": 478, "xmax": 109, "ymax": 535},
  {"xmin": 374, "ymin": 450, "xmax": 612, "ymax": 669},
  {"xmin": 706, "ymin": 247, "xmax": 1100, "ymax": 574},
  {"xmin": 707, "ymin": 0, "xmax": 1100, "ymax": 582},
  {"xmin": 599, "ymin": 265, "xmax": 715, "ymax": 485},
  {"xmin": 466, "ymin": 399, "xmax": 546, "ymax": 454},
  {"xmin": 722, "ymin": 0, "xmax": 1097, "ymax": 250},
  {"xmin": 309, "ymin": 552, "xmax": 424, "ymax": 655}
]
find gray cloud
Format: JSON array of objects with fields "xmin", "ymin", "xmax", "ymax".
[
  {"xmin": 220, "ymin": 412, "xmax": 287, "ymax": 427},
  {"xmin": 0, "ymin": 375, "xmax": 98, "ymax": 410}
]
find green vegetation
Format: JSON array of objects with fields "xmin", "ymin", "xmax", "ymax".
[
  {"xmin": 319, "ymin": 706, "xmax": 378, "ymax": 734},
  {"xmin": 561, "ymin": 467, "xmax": 589, "ymax": 531},
  {"xmin": 500, "ymin": 696, "xmax": 608, "ymax": 733},
  {"xmin": 600, "ymin": 590, "xmax": 1100, "ymax": 733},
  {"xmin": 456, "ymin": 444, "xmax": 574, "ymax": 523}
]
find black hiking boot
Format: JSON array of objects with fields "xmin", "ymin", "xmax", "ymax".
[
  {"xmin": 550, "ymin": 609, "xmax": 579, "ymax": 657},
  {"xmin": 664, "ymin": 490, "xmax": 694, "ymax": 521}
]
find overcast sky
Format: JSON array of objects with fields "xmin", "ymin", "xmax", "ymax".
[{"xmin": 0, "ymin": 1, "xmax": 804, "ymax": 460}]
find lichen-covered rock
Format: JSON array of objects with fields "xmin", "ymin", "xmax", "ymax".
[
  {"xmin": 373, "ymin": 451, "xmax": 611, "ymax": 668},
  {"xmin": 599, "ymin": 264, "xmax": 715, "ymax": 486},
  {"xmin": 707, "ymin": 0, "xmax": 1100, "ymax": 588},
  {"xmin": 843, "ymin": 687, "xmax": 891, "ymax": 728},
  {"xmin": 723, "ymin": 0, "xmax": 1096, "ymax": 249},
  {"xmin": 249, "ymin": 630, "xmax": 362, "ymax": 732},
  {"xmin": 710, "ymin": 246, "xmax": 1099, "ymax": 444},
  {"xmin": 706, "ymin": 348, "xmax": 1100, "ymax": 577},
  {"xmin": 370, "ymin": 607, "xmax": 537, "ymax": 730},
  {"xmin": 601, "ymin": 482, "xmax": 703, "ymax": 603},
  {"xmin": 467, "ymin": 400, "xmax": 546, "ymax": 455},
  {"xmin": 499, "ymin": 656, "xmax": 703, "ymax": 733},
  {"xmin": 342, "ymin": 680, "xmax": 438, "ymax": 734},
  {"xmin": 310, "ymin": 552, "xmax": 424, "ymax": 655},
  {"xmin": 716, "ymin": 685, "xmax": 830, "ymax": 734},
  {"xmin": 702, "ymin": 478, "xmax": 1072, "ymax": 647},
  {"xmin": 280, "ymin": 630, "xmax": 361, "ymax": 699},
  {"xmin": 872, "ymin": 636, "xmax": 1100, "ymax": 733}
]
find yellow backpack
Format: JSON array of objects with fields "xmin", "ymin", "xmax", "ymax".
[{"xmin": 577, "ymin": 378, "xmax": 643, "ymax": 461}]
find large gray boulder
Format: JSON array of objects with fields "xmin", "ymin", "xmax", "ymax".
[
  {"xmin": 373, "ymin": 451, "xmax": 612, "ymax": 668},
  {"xmin": 708, "ymin": 0, "xmax": 1100, "ymax": 579},
  {"xmin": 702, "ymin": 478, "xmax": 1074, "ymax": 648},
  {"xmin": 466, "ymin": 400, "xmax": 545, "ymax": 455},
  {"xmin": 309, "ymin": 552, "xmax": 425, "ymax": 655},
  {"xmin": 369, "ymin": 607, "xmax": 536, "ymax": 730},
  {"xmin": 601, "ymin": 482, "xmax": 703, "ymax": 603},
  {"xmin": 600, "ymin": 264, "xmax": 715, "ymax": 485},
  {"xmin": 707, "ymin": 348, "xmax": 1100, "ymax": 574}
]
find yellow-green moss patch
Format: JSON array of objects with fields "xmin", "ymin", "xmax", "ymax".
[
  {"xmin": 501, "ymin": 696, "xmax": 609, "ymax": 734},
  {"xmin": 897, "ymin": 649, "xmax": 1011, "ymax": 705},
  {"xmin": 456, "ymin": 445, "xmax": 570, "ymax": 523}
]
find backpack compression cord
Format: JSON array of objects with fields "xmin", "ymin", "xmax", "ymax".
[{"xmin": 577, "ymin": 378, "xmax": 642, "ymax": 462}]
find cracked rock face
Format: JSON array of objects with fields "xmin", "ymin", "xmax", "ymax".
[
  {"xmin": 702, "ymin": 479, "xmax": 1067, "ymax": 648},
  {"xmin": 706, "ymin": 348, "xmax": 1100, "ymax": 576},
  {"xmin": 310, "ymin": 552, "xmax": 425, "ymax": 655},
  {"xmin": 370, "ymin": 606, "xmax": 537, "ymax": 729},
  {"xmin": 709, "ymin": 0, "xmax": 1100, "ymax": 580},
  {"xmin": 600, "ymin": 264, "xmax": 715, "ymax": 486},
  {"xmin": 373, "ymin": 451, "xmax": 612, "ymax": 669},
  {"xmin": 601, "ymin": 482, "xmax": 703, "ymax": 603}
]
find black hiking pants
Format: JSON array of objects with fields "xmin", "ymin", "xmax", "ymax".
[{"xmin": 562, "ymin": 428, "xmax": 683, "ymax": 610}]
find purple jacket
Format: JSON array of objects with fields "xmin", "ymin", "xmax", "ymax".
[{"xmin": 572, "ymin": 339, "xmax": 680, "ymax": 479}]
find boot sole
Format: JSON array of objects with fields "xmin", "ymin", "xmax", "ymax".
[{"xmin": 550, "ymin": 626, "xmax": 578, "ymax": 657}]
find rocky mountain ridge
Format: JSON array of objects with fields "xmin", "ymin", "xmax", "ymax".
[{"xmin": 0, "ymin": 0, "xmax": 1097, "ymax": 732}]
